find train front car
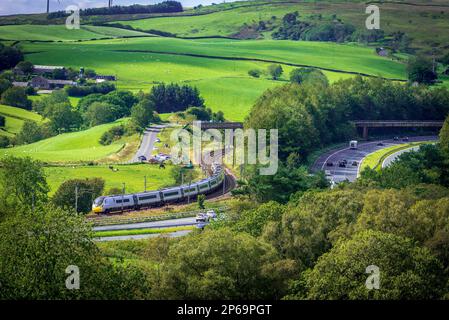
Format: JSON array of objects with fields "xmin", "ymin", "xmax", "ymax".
[{"xmin": 92, "ymin": 196, "xmax": 106, "ymax": 214}]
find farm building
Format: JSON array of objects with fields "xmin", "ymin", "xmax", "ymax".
[
  {"xmin": 25, "ymin": 76, "xmax": 77, "ymax": 90},
  {"xmin": 33, "ymin": 65, "xmax": 66, "ymax": 74}
]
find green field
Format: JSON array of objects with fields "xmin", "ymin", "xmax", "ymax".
[
  {"xmin": 112, "ymin": 0, "xmax": 449, "ymax": 52},
  {"xmin": 44, "ymin": 163, "xmax": 180, "ymax": 195},
  {"xmin": 0, "ymin": 119, "xmax": 129, "ymax": 162},
  {"xmin": 0, "ymin": 24, "xmax": 150, "ymax": 41},
  {"xmin": 20, "ymin": 36, "xmax": 406, "ymax": 120},
  {"xmin": 113, "ymin": 2, "xmax": 300, "ymax": 38},
  {"xmin": 0, "ymin": 104, "xmax": 43, "ymax": 137}
]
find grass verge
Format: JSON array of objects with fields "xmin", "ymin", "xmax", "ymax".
[{"xmin": 94, "ymin": 225, "xmax": 194, "ymax": 238}]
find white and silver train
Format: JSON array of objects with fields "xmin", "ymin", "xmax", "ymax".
[{"xmin": 92, "ymin": 164, "xmax": 225, "ymax": 214}]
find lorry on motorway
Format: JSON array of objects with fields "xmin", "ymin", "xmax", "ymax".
[{"xmin": 349, "ymin": 140, "xmax": 358, "ymax": 150}]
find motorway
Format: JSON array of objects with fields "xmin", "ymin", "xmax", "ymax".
[
  {"xmin": 382, "ymin": 145, "xmax": 424, "ymax": 168},
  {"xmin": 95, "ymin": 230, "xmax": 193, "ymax": 242},
  {"xmin": 130, "ymin": 124, "xmax": 166, "ymax": 163},
  {"xmin": 311, "ymin": 136, "xmax": 437, "ymax": 183},
  {"xmin": 93, "ymin": 217, "xmax": 197, "ymax": 232}
]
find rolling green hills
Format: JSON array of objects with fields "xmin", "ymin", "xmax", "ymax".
[
  {"xmin": 0, "ymin": 24, "xmax": 151, "ymax": 41},
  {"xmin": 44, "ymin": 164, "xmax": 177, "ymax": 196},
  {"xmin": 20, "ymin": 37, "xmax": 406, "ymax": 120},
  {"xmin": 0, "ymin": 119, "xmax": 129, "ymax": 163},
  {"xmin": 0, "ymin": 104, "xmax": 43, "ymax": 137}
]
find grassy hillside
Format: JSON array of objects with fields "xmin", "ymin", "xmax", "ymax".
[
  {"xmin": 44, "ymin": 164, "xmax": 178, "ymax": 196},
  {"xmin": 0, "ymin": 104, "xmax": 43, "ymax": 137},
  {"xmin": 20, "ymin": 37, "xmax": 405, "ymax": 120},
  {"xmin": 112, "ymin": 2, "xmax": 298, "ymax": 38},
  {"xmin": 0, "ymin": 119, "xmax": 129, "ymax": 163},
  {"xmin": 112, "ymin": 0, "xmax": 449, "ymax": 53},
  {"xmin": 0, "ymin": 24, "xmax": 151, "ymax": 41}
]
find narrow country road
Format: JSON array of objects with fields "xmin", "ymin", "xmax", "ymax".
[{"xmin": 130, "ymin": 124, "xmax": 166, "ymax": 163}]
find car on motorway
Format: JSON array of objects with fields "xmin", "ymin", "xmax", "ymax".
[
  {"xmin": 402, "ymin": 137, "xmax": 409, "ymax": 142},
  {"xmin": 394, "ymin": 136, "xmax": 399, "ymax": 141},
  {"xmin": 325, "ymin": 170, "xmax": 332, "ymax": 178},
  {"xmin": 352, "ymin": 161, "xmax": 358, "ymax": 166},
  {"xmin": 138, "ymin": 155, "xmax": 147, "ymax": 162},
  {"xmin": 338, "ymin": 161, "xmax": 346, "ymax": 168},
  {"xmin": 377, "ymin": 142, "xmax": 384, "ymax": 146},
  {"xmin": 206, "ymin": 210, "xmax": 217, "ymax": 219},
  {"xmin": 196, "ymin": 213, "xmax": 209, "ymax": 223},
  {"xmin": 196, "ymin": 222, "xmax": 207, "ymax": 229},
  {"xmin": 326, "ymin": 161, "xmax": 334, "ymax": 167}
]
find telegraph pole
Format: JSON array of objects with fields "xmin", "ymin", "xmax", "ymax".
[
  {"xmin": 144, "ymin": 176, "xmax": 147, "ymax": 192},
  {"xmin": 121, "ymin": 183, "xmax": 125, "ymax": 212},
  {"xmin": 222, "ymin": 171, "xmax": 226, "ymax": 196},
  {"xmin": 46, "ymin": 0, "xmax": 50, "ymax": 14},
  {"xmin": 75, "ymin": 185, "xmax": 79, "ymax": 213}
]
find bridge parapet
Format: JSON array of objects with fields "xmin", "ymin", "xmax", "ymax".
[{"xmin": 353, "ymin": 120, "xmax": 444, "ymax": 138}]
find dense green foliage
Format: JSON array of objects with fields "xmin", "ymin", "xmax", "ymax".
[
  {"xmin": 246, "ymin": 77, "xmax": 449, "ymax": 162},
  {"xmin": 290, "ymin": 68, "xmax": 329, "ymax": 86},
  {"xmin": 66, "ymin": 82, "xmax": 115, "ymax": 97},
  {"xmin": 49, "ymin": 1, "xmax": 182, "ymax": 18},
  {"xmin": 148, "ymin": 83, "xmax": 204, "ymax": 113},
  {"xmin": 0, "ymin": 44, "xmax": 23, "ymax": 72},
  {"xmin": 99, "ymin": 125, "xmax": 125, "ymax": 146},
  {"xmin": 0, "ymin": 156, "xmax": 49, "ymax": 207},
  {"xmin": 407, "ymin": 55, "xmax": 438, "ymax": 84},
  {"xmin": 272, "ymin": 12, "xmax": 355, "ymax": 43},
  {"xmin": 1, "ymin": 87, "xmax": 32, "ymax": 110},
  {"xmin": 52, "ymin": 178, "xmax": 105, "ymax": 213}
]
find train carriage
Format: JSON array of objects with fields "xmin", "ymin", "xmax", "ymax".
[{"xmin": 92, "ymin": 166, "xmax": 225, "ymax": 214}]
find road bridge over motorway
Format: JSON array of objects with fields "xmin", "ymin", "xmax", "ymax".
[
  {"xmin": 193, "ymin": 121, "xmax": 244, "ymax": 130},
  {"xmin": 354, "ymin": 120, "xmax": 444, "ymax": 139}
]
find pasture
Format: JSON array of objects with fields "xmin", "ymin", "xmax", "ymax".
[
  {"xmin": 112, "ymin": 0, "xmax": 449, "ymax": 52},
  {"xmin": 0, "ymin": 119, "xmax": 131, "ymax": 163},
  {"xmin": 20, "ymin": 37, "xmax": 406, "ymax": 120},
  {"xmin": 44, "ymin": 163, "xmax": 178, "ymax": 195},
  {"xmin": 0, "ymin": 104, "xmax": 43, "ymax": 136},
  {"xmin": 0, "ymin": 24, "xmax": 150, "ymax": 41}
]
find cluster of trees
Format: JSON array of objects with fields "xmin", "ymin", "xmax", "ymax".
[
  {"xmin": 147, "ymin": 83, "xmax": 204, "ymax": 113},
  {"xmin": 407, "ymin": 55, "xmax": 438, "ymax": 84},
  {"xmin": 182, "ymin": 106, "xmax": 225, "ymax": 122},
  {"xmin": 48, "ymin": 1, "xmax": 182, "ymax": 18},
  {"xmin": 272, "ymin": 12, "xmax": 355, "ymax": 42},
  {"xmin": 1, "ymin": 87, "xmax": 32, "ymax": 110},
  {"xmin": 290, "ymin": 67, "xmax": 329, "ymax": 86},
  {"xmin": 66, "ymin": 82, "xmax": 115, "ymax": 97},
  {"xmin": 0, "ymin": 44, "xmax": 23, "ymax": 72},
  {"xmin": 248, "ymin": 64, "xmax": 284, "ymax": 80},
  {"xmin": 245, "ymin": 77, "xmax": 449, "ymax": 165},
  {"xmin": 99, "ymin": 125, "xmax": 125, "ymax": 146}
]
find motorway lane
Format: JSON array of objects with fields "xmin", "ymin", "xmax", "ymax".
[
  {"xmin": 130, "ymin": 124, "xmax": 166, "ymax": 163},
  {"xmin": 382, "ymin": 145, "xmax": 422, "ymax": 168},
  {"xmin": 311, "ymin": 136, "xmax": 437, "ymax": 183},
  {"xmin": 93, "ymin": 217, "xmax": 197, "ymax": 232},
  {"xmin": 95, "ymin": 229, "xmax": 193, "ymax": 242}
]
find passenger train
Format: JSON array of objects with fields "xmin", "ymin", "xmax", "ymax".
[{"xmin": 91, "ymin": 164, "xmax": 225, "ymax": 214}]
